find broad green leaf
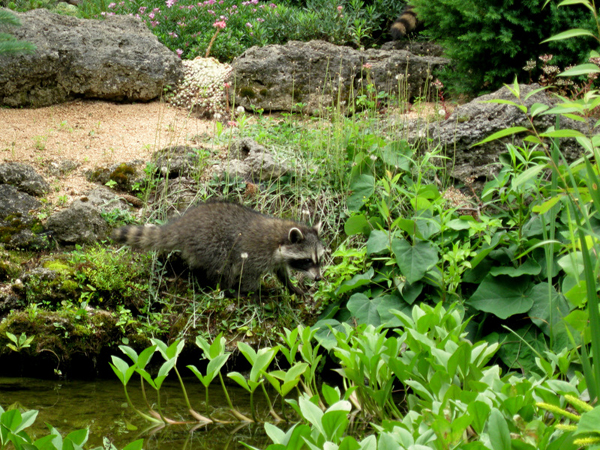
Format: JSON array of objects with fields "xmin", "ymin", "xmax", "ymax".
[
  {"xmin": 335, "ymin": 268, "xmax": 374, "ymax": 295},
  {"xmin": 122, "ymin": 439, "xmax": 144, "ymax": 450},
  {"xmin": 366, "ymin": 230, "xmax": 389, "ymax": 255},
  {"xmin": 64, "ymin": 429, "xmax": 88, "ymax": 447},
  {"xmin": 391, "ymin": 239, "xmax": 439, "ymax": 284},
  {"xmin": 472, "ymin": 127, "xmax": 529, "ymax": 146},
  {"xmin": 488, "ymin": 408, "xmax": 511, "ymax": 450},
  {"xmin": 227, "ymin": 372, "xmax": 250, "ymax": 391},
  {"xmin": 468, "ymin": 275, "xmax": 533, "ymax": 319},
  {"xmin": 119, "ymin": 346, "xmax": 139, "ymax": 364},
  {"xmin": 347, "ymin": 293, "xmax": 382, "ymax": 327},
  {"xmin": 377, "ymin": 295, "xmax": 410, "ymax": 327},
  {"xmin": 380, "ymin": 140, "xmax": 413, "ymax": 171},
  {"xmin": 322, "ymin": 410, "xmax": 349, "ymax": 441},
  {"xmin": 528, "ymin": 282, "xmax": 570, "ymax": 338},
  {"xmin": 344, "ymin": 214, "xmax": 370, "ymax": 236},
  {"xmin": 322, "ymin": 385, "xmax": 341, "ymax": 406},
  {"xmin": 489, "ymin": 259, "xmax": 541, "ymax": 277},
  {"xmin": 264, "ymin": 423, "xmax": 286, "ymax": 444},
  {"xmin": 347, "ymin": 174, "xmax": 375, "ymax": 211},
  {"xmin": 446, "ymin": 217, "xmax": 475, "ymax": 230},
  {"xmin": 468, "ymin": 401, "xmax": 491, "ymax": 434},
  {"xmin": 14, "ymin": 411, "xmax": 37, "ymax": 434},
  {"xmin": 391, "ymin": 218, "xmax": 424, "ymax": 240},
  {"xmin": 575, "ymin": 405, "xmax": 600, "ymax": 434},
  {"xmin": 238, "ymin": 341, "xmax": 257, "ymax": 364},
  {"xmin": 298, "ymin": 397, "xmax": 324, "ymax": 435},
  {"xmin": 136, "ymin": 345, "xmax": 156, "ymax": 369}
]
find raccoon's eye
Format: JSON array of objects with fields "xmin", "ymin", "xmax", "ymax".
[{"xmin": 290, "ymin": 258, "xmax": 313, "ymax": 270}]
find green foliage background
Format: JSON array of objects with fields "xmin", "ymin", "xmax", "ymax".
[{"xmin": 412, "ymin": 0, "xmax": 599, "ymax": 94}]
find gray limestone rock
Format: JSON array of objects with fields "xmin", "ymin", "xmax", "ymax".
[
  {"xmin": 0, "ymin": 162, "xmax": 50, "ymax": 196},
  {"xmin": 0, "ymin": 8, "xmax": 183, "ymax": 107},
  {"xmin": 229, "ymin": 40, "xmax": 448, "ymax": 114}
]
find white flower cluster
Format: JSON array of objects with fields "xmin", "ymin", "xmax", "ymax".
[{"xmin": 168, "ymin": 57, "xmax": 233, "ymax": 117}]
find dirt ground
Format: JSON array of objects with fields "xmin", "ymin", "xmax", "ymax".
[{"xmin": 0, "ymin": 99, "xmax": 213, "ymax": 204}]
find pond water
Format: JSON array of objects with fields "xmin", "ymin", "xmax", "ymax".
[{"xmin": 0, "ymin": 377, "xmax": 274, "ymax": 450}]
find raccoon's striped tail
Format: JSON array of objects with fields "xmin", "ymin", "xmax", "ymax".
[
  {"xmin": 111, "ymin": 225, "xmax": 161, "ymax": 251},
  {"xmin": 390, "ymin": 5, "xmax": 419, "ymax": 40}
]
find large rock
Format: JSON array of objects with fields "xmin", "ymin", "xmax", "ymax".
[
  {"xmin": 0, "ymin": 162, "xmax": 50, "ymax": 196},
  {"xmin": 406, "ymin": 84, "xmax": 594, "ymax": 186},
  {"xmin": 0, "ymin": 184, "xmax": 45, "ymax": 249},
  {"xmin": 46, "ymin": 201, "xmax": 109, "ymax": 245},
  {"xmin": 0, "ymin": 8, "xmax": 183, "ymax": 107},
  {"xmin": 229, "ymin": 40, "xmax": 449, "ymax": 114}
]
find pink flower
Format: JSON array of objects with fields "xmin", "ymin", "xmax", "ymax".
[
  {"xmin": 257, "ymin": 17, "xmax": 264, "ymax": 22},
  {"xmin": 224, "ymin": 82, "xmax": 231, "ymax": 88},
  {"xmin": 108, "ymin": 2, "xmax": 116, "ymax": 8},
  {"xmin": 269, "ymin": 2, "xmax": 276, "ymax": 6},
  {"xmin": 246, "ymin": 22, "xmax": 252, "ymax": 27},
  {"xmin": 150, "ymin": 20, "xmax": 159, "ymax": 26},
  {"xmin": 227, "ymin": 121, "xmax": 238, "ymax": 127},
  {"xmin": 363, "ymin": 63, "xmax": 372, "ymax": 69},
  {"xmin": 208, "ymin": 9, "xmax": 215, "ymax": 14},
  {"xmin": 213, "ymin": 20, "xmax": 226, "ymax": 28},
  {"xmin": 176, "ymin": 49, "xmax": 183, "ymax": 58},
  {"xmin": 139, "ymin": 6, "xmax": 147, "ymax": 13},
  {"xmin": 153, "ymin": 7, "xmax": 160, "ymax": 11},
  {"xmin": 169, "ymin": 32, "xmax": 178, "ymax": 37},
  {"xmin": 337, "ymin": 5, "xmax": 342, "ymax": 11},
  {"xmin": 148, "ymin": 12, "xmax": 155, "ymax": 18},
  {"xmin": 166, "ymin": 0, "xmax": 176, "ymax": 8}
]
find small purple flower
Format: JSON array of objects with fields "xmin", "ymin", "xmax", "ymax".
[
  {"xmin": 257, "ymin": 17, "xmax": 264, "ymax": 22},
  {"xmin": 108, "ymin": 2, "xmax": 116, "ymax": 8},
  {"xmin": 151, "ymin": 20, "xmax": 159, "ymax": 26},
  {"xmin": 207, "ymin": 9, "xmax": 215, "ymax": 14},
  {"xmin": 269, "ymin": 3, "xmax": 276, "ymax": 7},
  {"xmin": 148, "ymin": 12, "xmax": 155, "ymax": 18},
  {"xmin": 166, "ymin": 0, "xmax": 176, "ymax": 8},
  {"xmin": 153, "ymin": 7, "xmax": 160, "ymax": 11},
  {"xmin": 176, "ymin": 49, "xmax": 183, "ymax": 58},
  {"xmin": 139, "ymin": 6, "xmax": 147, "ymax": 13},
  {"xmin": 246, "ymin": 22, "xmax": 252, "ymax": 27}
]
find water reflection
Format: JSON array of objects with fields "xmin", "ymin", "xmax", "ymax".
[{"xmin": 0, "ymin": 378, "xmax": 272, "ymax": 450}]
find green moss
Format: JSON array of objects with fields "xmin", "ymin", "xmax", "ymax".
[
  {"xmin": 239, "ymin": 86, "xmax": 256, "ymax": 99},
  {"xmin": 109, "ymin": 163, "xmax": 137, "ymax": 190},
  {"xmin": 60, "ymin": 279, "xmax": 79, "ymax": 294},
  {"xmin": 43, "ymin": 260, "xmax": 74, "ymax": 275},
  {"xmin": 259, "ymin": 89, "xmax": 268, "ymax": 97}
]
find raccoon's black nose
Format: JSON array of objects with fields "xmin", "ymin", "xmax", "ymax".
[{"xmin": 314, "ymin": 274, "xmax": 322, "ymax": 281}]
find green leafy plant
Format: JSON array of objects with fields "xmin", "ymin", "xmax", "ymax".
[{"xmin": 5, "ymin": 332, "xmax": 34, "ymax": 352}]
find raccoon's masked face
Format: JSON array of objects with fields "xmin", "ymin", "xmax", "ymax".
[{"xmin": 285, "ymin": 222, "xmax": 325, "ymax": 281}]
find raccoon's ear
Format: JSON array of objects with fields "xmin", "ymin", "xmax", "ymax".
[
  {"xmin": 313, "ymin": 221, "xmax": 322, "ymax": 235},
  {"xmin": 289, "ymin": 227, "xmax": 305, "ymax": 244}
]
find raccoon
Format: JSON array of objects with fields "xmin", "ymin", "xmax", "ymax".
[
  {"xmin": 111, "ymin": 202, "xmax": 325, "ymax": 296},
  {"xmin": 390, "ymin": 5, "xmax": 420, "ymax": 40}
]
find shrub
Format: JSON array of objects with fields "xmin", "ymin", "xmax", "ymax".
[
  {"xmin": 76, "ymin": 0, "xmax": 406, "ymax": 60},
  {"xmin": 412, "ymin": 0, "xmax": 599, "ymax": 95}
]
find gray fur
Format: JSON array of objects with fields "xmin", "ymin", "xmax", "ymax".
[{"xmin": 112, "ymin": 202, "xmax": 325, "ymax": 295}]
